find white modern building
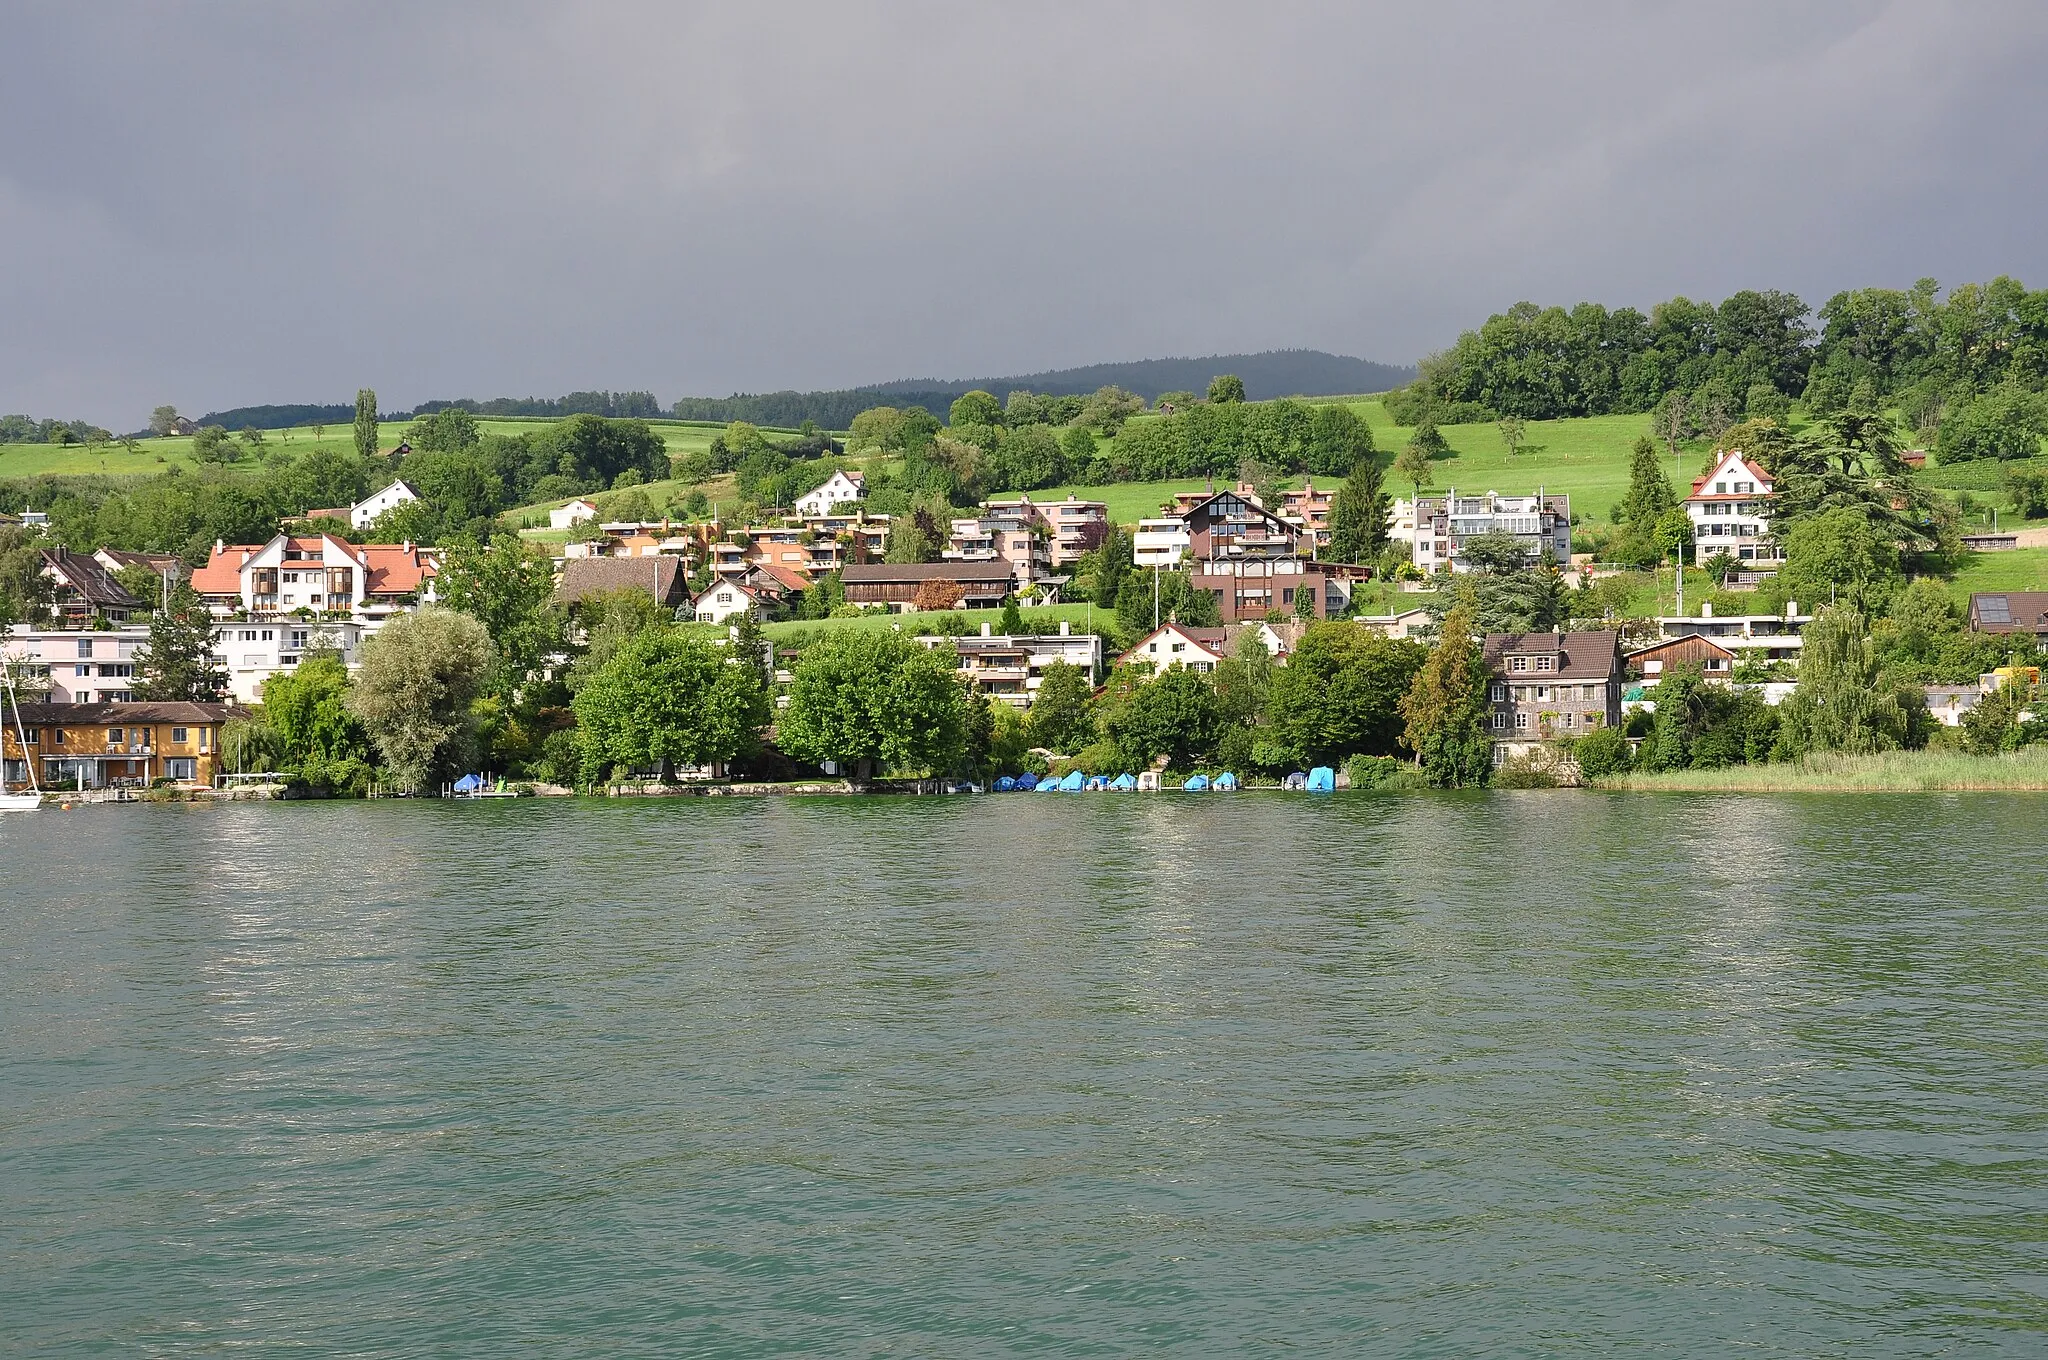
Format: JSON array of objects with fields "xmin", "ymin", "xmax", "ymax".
[
  {"xmin": 1133, "ymin": 517, "xmax": 1191, "ymax": 567},
  {"xmin": 1411, "ymin": 491, "xmax": 1572, "ymax": 573},
  {"xmin": 1685, "ymin": 450, "xmax": 1781, "ymax": 564},
  {"xmin": 915, "ymin": 622, "xmax": 1102, "ymax": 707}
]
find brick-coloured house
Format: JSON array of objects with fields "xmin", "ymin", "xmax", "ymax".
[
  {"xmin": 1483, "ymin": 630, "xmax": 1623, "ymax": 761},
  {"xmin": 1, "ymin": 700, "xmax": 239, "ymax": 789},
  {"xmin": 1178, "ymin": 489, "xmax": 1301, "ymax": 561},
  {"xmin": 841, "ymin": 561, "xmax": 1016, "ymax": 611}
]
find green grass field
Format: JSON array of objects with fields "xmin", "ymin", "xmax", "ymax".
[
  {"xmin": 0, "ymin": 414, "xmax": 754, "ymax": 483},
  {"xmin": 1942, "ymin": 545, "xmax": 2048, "ymax": 604}
]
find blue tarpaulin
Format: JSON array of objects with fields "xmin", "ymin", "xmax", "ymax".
[
  {"xmin": 1306, "ymin": 766, "xmax": 1336, "ymax": 792},
  {"xmin": 1215, "ymin": 772, "xmax": 1238, "ymax": 790},
  {"xmin": 1183, "ymin": 774, "xmax": 1210, "ymax": 791},
  {"xmin": 452, "ymin": 773, "xmax": 485, "ymax": 793},
  {"xmin": 994, "ymin": 776, "xmax": 1016, "ymax": 792},
  {"xmin": 1037, "ymin": 777, "xmax": 1061, "ymax": 791},
  {"xmin": 1017, "ymin": 773, "xmax": 1038, "ymax": 790},
  {"xmin": 1059, "ymin": 769, "xmax": 1086, "ymax": 792},
  {"xmin": 1109, "ymin": 773, "xmax": 1136, "ymax": 791}
]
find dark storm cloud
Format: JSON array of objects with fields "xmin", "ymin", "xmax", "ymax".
[{"xmin": 4, "ymin": 1, "xmax": 2046, "ymax": 427}]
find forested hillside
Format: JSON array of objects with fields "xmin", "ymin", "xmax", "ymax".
[
  {"xmin": 668, "ymin": 350, "xmax": 1412, "ymax": 428},
  {"xmin": 1391, "ymin": 278, "xmax": 2048, "ymax": 465}
]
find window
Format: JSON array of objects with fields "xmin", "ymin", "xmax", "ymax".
[
  {"xmin": 1714, "ymin": 481, "xmax": 1727, "ymax": 494},
  {"xmin": 167, "ymin": 758, "xmax": 197, "ymax": 781},
  {"xmin": 1514, "ymin": 712, "xmax": 1530, "ymax": 731},
  {"xmin": 107, "ymin": 728, "xmax": 124, "ymax": 744},
  {"xmin": 53, "ymin": 729, "xmax": 65, "ymax": 746},
  {"xmin": 1508, "ymin": 656, "xmax": 1527, "ymax": 673},
  {"xmin": 75, "ymin": 665, "xmax": 90, "ymax": 678},
  {"xmin": 1170, "ymin": 643, "xmax": 1185, "ymax": 653},
  {"xmin": 261, "ymin": 630, "xmax": 273, "ymax": 641},
  {"xmin": 1491, "ymin": 711, "xmax": 1506, "ymax": 730},
  {"xmin": 78, "ymin": 640, "xmax": 94, "ymax": 658},
  {"xmin": 1560, "ymin": 712, "xmax": 1575, "ymax": 728},
  {"xmin": 1489, "ymin": 682, "xmax": 1506, "ymax": 701},
  {"xmin": 1533, "ymin": 655, "xmax": 1554, "ymax": 673},
  {"xmin": 172, "ymin": 727, "xmax": 189, "ymax": 744},
  {"xmin": 1535, "ymin": 686, "xmax": 1551, "ymax": 701},
  {"xmin": 1492, "ymin": 743, "xmax": 1510, "ymax": 768}
]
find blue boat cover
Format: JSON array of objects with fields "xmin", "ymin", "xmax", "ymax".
[
  {"xmin": 1059, "ymin": 769, "xmax": 1086, "ymax": 792},
  {"xmin": 1215, "ymin": 772, "xmax": 1239, "ymax": 790},
  {"xmin": 1183, "ymin": 774, "xmax": 1210, "ymax": 791},
  {"xmin": 1284, "ymin": 772, "xmax": 1307, "ymax": 790},
  {"xmin": 1016, "ymin": 773, "xmax": 1038, "ymax": 790},
  {"xmin": 1037, "ymin": 776, "xmax": 1061, "ymax": 791},
  {"xmin": 1084, "ymin": 775, "xmax": 1107, "ymax": 791},
  {"xmin": 994, "ymin": 776, "xmax": 1016, "ymax": 792},
  {"xmin": 1109, "ymin": 773, "xmax": 1137, "ymax": 791},
  {"xmin": 453, "ymin": 773, "xmax": 484, "ymax": 793},
  {"xmin": 1306, "ymin": 766, "xmax": 1336, "ymax": 792}
]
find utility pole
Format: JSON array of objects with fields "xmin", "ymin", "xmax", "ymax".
[{"xmin": 1153, "ymin": 563, "xmax": 1160, "ymax": 629}]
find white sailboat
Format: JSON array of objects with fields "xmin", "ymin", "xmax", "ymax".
[{"xmin": 0, "ymin": 664, "xmax": 43, "ymax": 810}]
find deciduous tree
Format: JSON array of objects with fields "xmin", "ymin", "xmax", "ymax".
[
  {"xmin": 1268, "ymin": 622, "xmax": 1426, "ymax": 765},
  {"xmin": 571, "ymin": 629, "xmax": 769, "ymax": 782},
  {"xmin": 776, "ymin": 630, "xmax": 969, "ymax": 782},
  {"xmin": 346, "ymin": 606, "xmax": 496, "ymax": 791},
  {"xmin": 1398, "ymin": 604, "xmax": 1491, "ymax": 787}
]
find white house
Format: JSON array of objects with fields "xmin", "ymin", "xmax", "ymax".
[
  {"xmin": 693, "ymin": 577, "xmax": 772, "ymax": 624},
  {"xmin": 1686, "ymin": 450, "xmax": 1780, "ymax": 564},
  {"xmin": 549, "ymin": 498, "xmax": 600, "ymax": 530},
  {"xmin": 1133, "ymin": 516, "xmax": 1191, "ymax": 567},
  {"xmin": 352, "ymin": 479, "xmax": 420, "ymax": 530},
  {"xmin": 914, "ymin": 622, "xmax": 1104, "ymax": 707},
  {"xmin": 793, "ymin": 470, "xmax": 865, "ymax": 518},
  {"xmin": 191, "ymin": 532, "xmax": 439, "ymax": 620},
  {"xmin": 1115, "ymin": 620, "xmax": 1295, "ymax": 674}
]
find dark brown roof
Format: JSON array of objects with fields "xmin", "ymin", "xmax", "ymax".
[
  {"xmin": 15, "ymin": 701, "xmax": 241, "ymax": 723},
  {"xmin": 41, "ymin": 548, "xmax": 140, "ymax": 609},
  {"xmin": 842, "ymin": 561, "xmax": 1017, "ymax": 583},
  {"xmin": 1484, "ymin": 630, "xmax": 1621, "ymax": 682},
  {"xmin": 1626, "ymin": 635, "xmax": 1737, "ymax": 661},
  {"xmin": 555, "ymin": 556, "xmax": 691, "ymax": 607},
  {"xmin": 1970, "ymin": 592, "xmax": 2048, "ymax": 633}
]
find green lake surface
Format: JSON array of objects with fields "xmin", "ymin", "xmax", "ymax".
[{"xmin": 2, "ymin": 794, "xmax": 2043, "ymax": 1355}]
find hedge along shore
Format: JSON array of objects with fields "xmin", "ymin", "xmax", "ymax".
[{"xmin": 1595, "ymin": 747, "xmax": 2048, "ymax": 793}]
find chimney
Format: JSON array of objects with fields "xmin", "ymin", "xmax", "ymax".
[
  {"xmin": 1702, "ymin": 601, "xmax": 1713, "ymax": 617},
  {"xmin": 214, "ymin": 538, "xmax": 224, "ymax": 555},
  {"xmin": 981, "ymin": 621, "xmax": 990, "ymax": 637},
  {"xmin": 1059, "ymin": 620, "xmax": 1070, "ymax": 636}
]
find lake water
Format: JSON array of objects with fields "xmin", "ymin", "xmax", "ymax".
[{"xmin": 2, "ymin": 794, "xmax": 2043, "ymax": 1355}]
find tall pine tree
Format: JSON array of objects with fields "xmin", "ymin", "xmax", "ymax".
[
  {"xmin": 353, "ymin": 388, "xmax": 380, "ymax": 462},
  {"xmin": 1325, "ymin": 455, "xmax": 1391, "ymax": 564},
  {"xmin": 133, "ymin": 583, "xmax": 228, "ymax": 703}
]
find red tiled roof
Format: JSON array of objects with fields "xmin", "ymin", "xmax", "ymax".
[
  {"xmin": 191, "ymin": 544, "xmax": 262, "ymax": 595},
  {"xmin": 360, "ymin": 544, "xmax": 436, "ymax": 595},
  {"xmin": 753, "ymin": 561, "xmax": 811, "ymax": 593}
]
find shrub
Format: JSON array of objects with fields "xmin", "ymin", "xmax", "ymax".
[
  {"xmin": 1491, "ymin": 752, "xmax": 1561, "ymax": 788},
  {"xmin": 1344, "ymin": 754, "xmax": 1424, "ymax": 790},
  {"xmin": 1570, "ymin": 725, "xmax": 1632, "ymax": 779}
]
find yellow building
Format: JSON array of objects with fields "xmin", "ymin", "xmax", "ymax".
[{"xmin": 0, "ymin": 702, "xmax": 238, "ymax": 790}]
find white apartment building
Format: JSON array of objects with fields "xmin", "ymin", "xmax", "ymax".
[
  {"xmin": 1412, "ymin": 490, "xmax": 1572, "ymax": 573},
  {"xmin": 1686, "ymin": 450, "xmax": 1780, "ymax": 564},
  {"xmin": 212, "ymin": 619, "xmax": 374, "ymax": 704}
]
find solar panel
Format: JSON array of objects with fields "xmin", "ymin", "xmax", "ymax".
[{"xmin": 1979, "ymin": 595, "xmax": 2012, "ymax": 624}]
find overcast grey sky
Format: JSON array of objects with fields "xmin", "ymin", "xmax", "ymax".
[{"xmin": 5, "ymin": 1, "xmax": 2047, "ymax": 428}]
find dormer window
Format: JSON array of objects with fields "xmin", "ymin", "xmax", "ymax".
[
  {"xmin": 1508, "ymin": 656, "xmax": 1528, "ymax": 673},
  {"xmin": 1533, "ymin": 655, "xmax": 1554, "ymax": 673}
]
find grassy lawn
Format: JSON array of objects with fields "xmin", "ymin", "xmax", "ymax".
[
  {"xmin": 1941, "ymin": 545, "xmax": 2048, "ymax": 604},
  {"xmin": 1598, "ymin": 747, "xmax": 2048, "ymax": 792},
  {"xmin": 764, "ymin": 602, "xmax": 1113, "ymax": 646}
]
